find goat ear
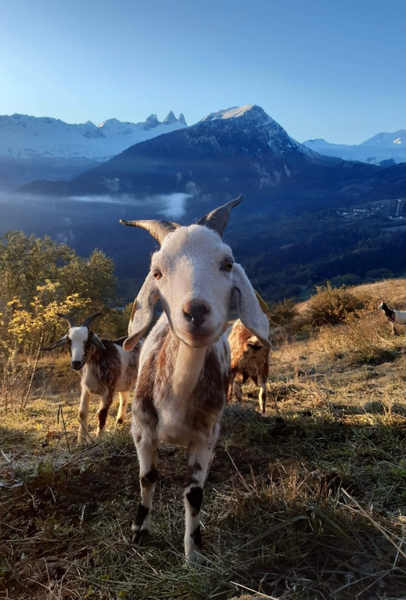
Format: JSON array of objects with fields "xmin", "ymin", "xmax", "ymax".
[
  {"xmin": 42, "ymin": 335, "xmax": 68, "ymax": 351},
  {"xmin": 91, "ymin": 333, "xmax": 106, "ymax": 350},
  {"xmin": 124, "ymin": 272, "xmax": 160, "ymax": 351},
  {"xmin": 231, "ymin": 263, "xmax": 270, "ymax": 349}
]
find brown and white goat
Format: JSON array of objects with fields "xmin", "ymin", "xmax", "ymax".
[
  {"xmin": 120, "ymin": 196, "xmax": 270, "ymax": 563},
  {"xmin": 43, "ymin": 312, "xmax": 141, "ymax": 443},
  {"xmin": 227, "ymin": 319, "xmax": 270, "ymax": 413}
]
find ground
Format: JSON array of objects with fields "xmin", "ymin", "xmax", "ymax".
[{"xmin": 2, "ymin": 281, "xmax": 406, "ymax": 599}]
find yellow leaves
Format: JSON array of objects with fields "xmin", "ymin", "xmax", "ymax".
[
  {"xmin": 7, "ymin": 298, "xmax": 21, "ymax": 308},
  {"xmin": 1, "ymin": 281, "xmax": 91, "ymax": 357}
]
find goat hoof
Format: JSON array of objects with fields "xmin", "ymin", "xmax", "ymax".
[
  {"xmin": 185, "ymin": 550, "xmax": 204, "ymax": 566},
  {"xmin": 132, "ymin": 528, "xmax": 149, "ymax": 545}
]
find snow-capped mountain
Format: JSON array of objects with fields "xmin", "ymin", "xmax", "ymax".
[
  {"xmin": 199, "ymin": 105, "xmax": 319, "ymax": 161},
  {"xmin": 21, "ymin": 104, "xmax": 329, "ymax": 199},
  {"xmin": 0, "ymin": 111, "xmax": 187, "ymax": 161},
  {"xmin": 303, "ymin": 129, "xmax": 406, "ymax": 166}
]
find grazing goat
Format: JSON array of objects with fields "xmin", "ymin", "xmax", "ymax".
[
  {"xmin": 378, "ymin": 301, "xmax": 406, "ymax": 335},
  {"xmin": 43, "ymin": 312, "xmax": 141, "ymax": 443},
  {"xmin": 120, "ymin": 196, "xmax": 270, "ymax": 563},
  {"xmin": 228, "ymin": 319, "xmax": 270, "ymax": 414}
]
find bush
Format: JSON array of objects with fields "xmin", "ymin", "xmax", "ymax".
[
  {"xmin": 318, "ymin": 308, "xmax": 400, "ymax": 365},
  {"xmin": 268, "ymin": 298, "xmax": 298, "ymax": 326},
  {"xmin": 307, "ymin": 282, "xmax": 364, "ymax": 326}
]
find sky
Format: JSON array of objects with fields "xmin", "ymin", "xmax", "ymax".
[{"xmin": 0, "ymin": 0, "xmax": 405, "ymax": 144}]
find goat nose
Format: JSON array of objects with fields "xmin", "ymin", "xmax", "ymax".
[
  {"xmin": 182, "ymin": 300, "xmax": 210, "ymax": 328},
  {"xmin": 71, "ymin": 360, "xmax": 82, "ymax": 370}
]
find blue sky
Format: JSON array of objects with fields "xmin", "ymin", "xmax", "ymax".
[{"xmin": 1, "ymin": 0, "xmax": 405, "ymax": 144}]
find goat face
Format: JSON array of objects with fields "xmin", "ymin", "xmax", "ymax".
[
  {"xmin": 122, "ymin": 197, "xmax": 270, "ymax": 352},
  {"xmin": 42, "ymin": 312, "xmax": 106, "ymax": 368},
  {"xmin": 68, "ymin": 327, "xmax": 107, "ymax": 370},
  {"xmin": 151, "ymin": 225, "xmax": 234, "ymax": 347},
  {"xmin": 67, "ymin": 327, "xmax": 93, "ymax": 370}
]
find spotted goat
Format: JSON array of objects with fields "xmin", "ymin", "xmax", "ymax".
[
  {"xmin": 43, "ymin": 312, "xmax": 141, "ymax": 443},
  {"xmin": 378, "ymin": 301, "xmax": 406, "ymax": 335},
  {"xmin": 227, "ymin": 318, "xmax": 270, "ymax": 414},
  {"xmin": 120, "ymin": 196, "xmax": 270, "ymax": 563}
]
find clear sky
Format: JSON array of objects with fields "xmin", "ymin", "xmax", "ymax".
[{"xmin": 1, "ymin": 0, "xmax": 405, "ymax": 144}]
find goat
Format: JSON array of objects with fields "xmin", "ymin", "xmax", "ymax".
[
  {"xmin": 43, "ymin": 312, "xmax": 141, "ymax": 443},
  {"xmin": 120, "ymin": 195, "xmax": 270, "ymax": 563},
  {"xmin": 378, "ymin": 301, "xmax": 406, "ymax": 335},
  {"xmin": 227, "ymin": 318, "xmax": 270, "ymax": 413}
]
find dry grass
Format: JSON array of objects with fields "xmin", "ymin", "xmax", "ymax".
[
  {"xmin": 2, "ymin": 280, "xmax": 406, "ymax": 599},
  {"xmin": 294, "ymin": 278, "xmax": 406, "ymax": 325}
]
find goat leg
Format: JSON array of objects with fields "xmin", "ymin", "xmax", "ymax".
[
  {"xmin": 96, "ymin": 393, "xmax": 114, "ymax": 437},
  {"xmin": 116, "ymin": 391, "xmax": 129, "ymax": 426},
  {"xmin": 132, "ymin": 432, "xmax": 159, "ymax": 543},
  {"xmin": 78, "ymin": 387, "xmax": 91, "ymax": 444},
  {"xmin": 184, "ymin": 434, "xmax": 218, "ymax": 564}
]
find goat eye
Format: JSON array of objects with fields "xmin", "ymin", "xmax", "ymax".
[
  {"xmin": 221, "ymin": 259, "xmax": 233, "ymax": 272},
  {"xmin": 153, "ymin": 268, "xmax": 162, "ymax": 280}
]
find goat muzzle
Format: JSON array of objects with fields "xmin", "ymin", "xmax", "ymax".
[
  {"xmin": 182, "ymin": 300, "xmax": 211, "ymax": 328},
  {"xmin": 71, "ymin": 360, "xmax": 84, "ymax": 371}
]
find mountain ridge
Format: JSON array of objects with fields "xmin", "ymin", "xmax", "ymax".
[
  {"xmin": 304, "ymin": 128, "xmax": 406, "ymax": 165},
  {"xmin": 0, "ymin": 111, "xmax": 187, "ymax": 161}
]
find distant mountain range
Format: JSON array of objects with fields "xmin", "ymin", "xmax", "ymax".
[
  {"xmin": 303, "ymin": 130, "xmax": 406, "ymax": 166},
  {"xmin": 19, "ymin": 104, "xmax": 406, "ymax": 211},
  {"xmin": 0, "ymin": 112, "xmax": 186, "ymax": 188},
  {"xmin": 20, "ymin": 105, "xmax": 325, "ymax": 199},
  {"xmin": 2, "ymin": 106, "xmax": 406, "ymax": 191},
  {"xmin": 4, "ymin": 104, "xmax": 406, "ymax": 303}
]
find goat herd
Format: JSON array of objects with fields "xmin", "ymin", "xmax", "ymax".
[
  {"xmin": 43, "ymin": 196, "xmax": 272, "ymax": 563},
  {"xmin": 42, "ymin": 196, "xmax": 406, "ymax": 563}
]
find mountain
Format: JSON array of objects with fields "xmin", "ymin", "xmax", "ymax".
[
  {"xmin": 0, "ymin": 112, "xmax": 187, "ymax": 188},
  {"xmin": 18, "ymin": 104, "xmax": 406, "ymax": 218},
  {"xmin": 303, "ymin": 129, "xmax": 406, "ymax": 166},
  {"xmin": 19, "ymin": 104, "xmax": 333, "ymax": 200},
  {"xmin": 21, "ymin": 103, "xmax": 406, "ymax": 212},
  {"xmin": 9, "ymin": 104, "xmax": 406, "ymax": 303}
]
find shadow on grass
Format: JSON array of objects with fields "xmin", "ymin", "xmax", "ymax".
[{"xmin": 2, "ymin": 407, "xmax": 406, "ymax": 599}]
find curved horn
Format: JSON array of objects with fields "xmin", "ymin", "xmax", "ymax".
[
  {"xmin": 196, "ymin": 195, "xmax": 243, "ymax": 235},
  {"xmin": 42, "ymin": 335, "xmax": 68, "ymax": 351},
  {"xmin": 81, "ymin": 312, "xmax": 102, "ymax": 329},
  {"xmin": 56, "ymin": 313, "xmax": 76, "ymax": 328},
  {"xmin": 119, "ymin": 219, "xmax": 180, "ymax": 245}
]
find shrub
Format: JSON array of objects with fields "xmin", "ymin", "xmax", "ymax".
[
  {"xmin": 268, "ymin": 298, "xmax": 298, "ymax": 326},
  {"xmin": 307, "ymin": 282, "xmax": 364, "ymax": 326},
  {"xmin": 318, "ymin": 308, "xmax": 400, "ymax": 365}
]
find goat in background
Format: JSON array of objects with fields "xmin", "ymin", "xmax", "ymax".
[
  {"xmin": 378, "ymin": 301, "xmax": 406, "ymax": 335},
  {"xmin": 43, "ymin": 312, "xmax": 141, "ymax": 443},
  {"xmin": 120, "ymin": 196, "xmax": 270, "ymax": 563},
  {"xmin": 228, "ymin": 318, "xmax": 270, "ymax": 413}
]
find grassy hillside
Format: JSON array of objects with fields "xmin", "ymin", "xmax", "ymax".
[{"xmin": 2, "ymin": 280, "xmax": 406, "ymax": 599}]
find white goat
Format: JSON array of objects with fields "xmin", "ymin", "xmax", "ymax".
[
  {"xmin": 43, "ymin": 312, "xmax": 141, "ymax": 443},
  {"xmin": 120, "ymin": 196, "xmax": 270, "ymax": 563},
  {"xmin": 228, "ymin": 319, "xmax": 270, "ymax": 413},
  {"xmin": 378, "ymin": 301, "xmax": 406, "ymax": 335}
]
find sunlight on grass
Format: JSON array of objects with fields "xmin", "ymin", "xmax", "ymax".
[{"xmin": 2, "ymin": 279, "xmax": 406, "ymax": 598}]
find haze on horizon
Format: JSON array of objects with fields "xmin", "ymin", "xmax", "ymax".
[{"xmin": 1, "ymin": 0, "xmax": 405, "ymax": 145}]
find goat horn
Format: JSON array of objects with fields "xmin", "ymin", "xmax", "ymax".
[
  {"xmin": 254, "ymin": 290, "xmax": 269, "ymax": 313},
  {"xmin": 42, "ymin": 335, "xmax": 68, "ymax": 351},
  {"xmin": 81, "ymin": 312, "xmax": 103, "ymax": 328},
  {"xmin": 196, "ymin": 195, "xmax": 243, "ymax": 235},
  {"xmin": 56, "ymin": 313, "xmax": 76, "ymax": 328},
  {"xmin": 119, "ymin": 219, "xmax": 180, "ymax": 244}
]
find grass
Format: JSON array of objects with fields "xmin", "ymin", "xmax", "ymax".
[{"xmin": 2, "ymin": 280, "xmax": 406, "ymax": 599}]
